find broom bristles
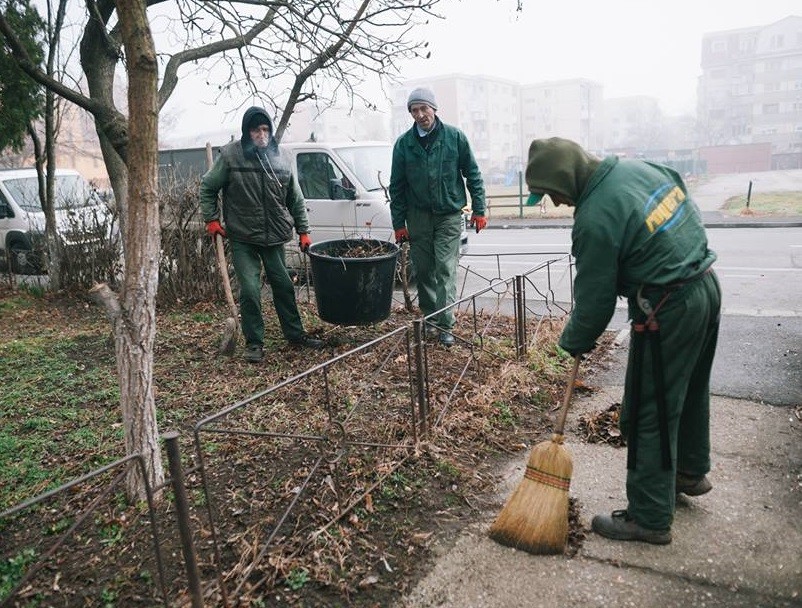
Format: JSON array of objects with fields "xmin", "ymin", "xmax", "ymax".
[{"xmin": 489, "ymin": 433, "xmax": 572, "ymax": 554}]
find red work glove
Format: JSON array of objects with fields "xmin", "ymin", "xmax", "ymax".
[
  {"xmin": 206, "ymin": 220, "xmax": 226, "ymax": 238},
  {"xmin": 299, "ymin": 233, "xmax": 312, "ymax": 252},
  {"xmin": 470, "ymin": 214, "xmax": 487, "ymax": 233},
  {"xmin": 394, "ymin": 227, "xmax": 409, "ymax": 243}
]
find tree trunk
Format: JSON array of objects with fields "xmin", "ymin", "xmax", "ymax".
[{"xmin": 99, "ymin": 0, "xmax": 163, "ymax": 501}]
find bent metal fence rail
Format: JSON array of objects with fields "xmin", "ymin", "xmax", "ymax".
[{"xmin": 1, "ymin": 252, "xmax": 574, "ymax": 607}]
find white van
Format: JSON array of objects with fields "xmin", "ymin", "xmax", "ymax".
[
  {"xmin": 278, "ymin": 140, "xmax": 469, "ymax": 253},
  {"xmin": 0, "ymin": 168, "xmax": 117, "ymax": 274}
]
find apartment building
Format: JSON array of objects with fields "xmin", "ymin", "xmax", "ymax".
[
  {"xmin": 697, "ymin": 15, "xmax": 802, "ymax": 168},
  {"xmin": 519, "ymin": 79, "xmax": 604, "ymax": 158}
]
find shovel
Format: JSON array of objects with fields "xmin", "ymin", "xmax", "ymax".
[{"xmin": 206, "ymin": 143, "xmax": 238, "ymax": 355}]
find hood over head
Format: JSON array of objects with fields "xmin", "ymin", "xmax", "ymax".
[
  {"xmin": 525, "ymin": 137, "xmax": 601, "ymax": 205},
  {"xmin": 240, "ymin": 106, "xmax": 277, "ymax": 157}
]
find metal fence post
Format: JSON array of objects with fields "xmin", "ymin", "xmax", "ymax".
[
  {"xmin": 514, "ymin": 275, "xmax": 526, "ymax": 359},
  {"xmin": 164, "ymin": 431, "xmax": 204, "ymax": 608},
  {"xmin": 412, "ymin": 319, "xmax": 429, "ymax": 435},
  {"xmin": 518, "ymin": 170, "xmax": 524, "ymax": 218}
]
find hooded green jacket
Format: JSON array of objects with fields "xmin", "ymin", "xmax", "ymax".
[
  {"xmin": 200, "ymin": 106, "xmax": 308, "ymax": 246},
  {"xmin": 525, "ymin": 138, "xmax": 716, "ymax": 355},
  {"xmin": 389, "ymin": 119, "xmax": 485, "ymax": 229}
]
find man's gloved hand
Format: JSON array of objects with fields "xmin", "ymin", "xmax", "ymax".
[
  {"xmin": 299, "ymin": 233, "xmax": 312, "ymax": 252},
  {"xmin": 470, "ymin": 214, "xmax": 487, "ymax": 233},
  {"xmin": 394, "ymin": 228, "xmax": 409, "ymax": 244},
  {"xmin": 206, "ymin": 220, "xmax": 226, "ymax": 238}
]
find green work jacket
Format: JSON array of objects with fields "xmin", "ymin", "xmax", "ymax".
[
  {"xmin": 200, "ymin": 141, "xmax": 308, "ymax": 246},
  {"xmin": 562, "ymin": 156, "xmax": 716, "ymax": 355},
  {"xmin": 389, "ymin": 120, "xmax": 485, "ymax": 229}
]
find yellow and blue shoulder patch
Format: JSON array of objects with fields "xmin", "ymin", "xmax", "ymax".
[{"xmin": 644, "ymin": 184, "xmax": 687, "ymax": 233}]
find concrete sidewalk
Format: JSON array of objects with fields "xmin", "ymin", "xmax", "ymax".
[{"xmin": 398, "ymin": 338, "xmax": 802, "ymax": 608}]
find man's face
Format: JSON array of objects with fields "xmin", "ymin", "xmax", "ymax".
[
  {"xmin": 250, "ymin": 124, "xmax": 271, "ymax": 148},
  {"xmin": 409, "ymin": 103, "xmax": 436, "ymax": 131}
]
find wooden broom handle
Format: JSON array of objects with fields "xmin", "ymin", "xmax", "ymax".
[{"xmin": 554, "ymin": 356, "xmax": 581, "ymax": 435}]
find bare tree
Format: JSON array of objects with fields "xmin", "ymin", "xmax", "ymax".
[{"xmin": 0, "ymin": 0, "xmax": 449, "ymax": 500}]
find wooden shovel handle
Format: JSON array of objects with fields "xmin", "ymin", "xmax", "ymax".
[
  {"xmin": 205, "ymin": 142, "xmax": 237, "ymax": 320},
  {"xmin": 214, "ymin": 233, "xmax": 237, "ymax": 319},
  {"xmin": 554, "ymin": 356, "xmax": 581, "ymax": 435}
]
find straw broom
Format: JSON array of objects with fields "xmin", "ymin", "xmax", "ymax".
[{"xmin": 489, "ymin": 355, "xmax": 581, "ymax": 554}]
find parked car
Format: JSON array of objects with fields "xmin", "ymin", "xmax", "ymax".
[
  {"xmin": 0, "ymin": 168, "xmax": 117, "ymax": 275},
  {"xmin": 158, "ymin": 141, "xmax": 470, "ymax": 262}
]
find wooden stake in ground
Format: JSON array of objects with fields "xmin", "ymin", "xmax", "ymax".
[
  {"xmin": 489, "ymin": 355, "xmax": 581, "ymax": 554},
  {"xmin": 206, "ymin": 142, "xmax": 238, "ymax": 356}
]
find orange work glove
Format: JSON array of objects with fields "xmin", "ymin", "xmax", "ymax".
[
  {"xmin": 394, "ymin": 227, "xmax": 409, "ymax": 243},
  {"xmin": 299, "ymin": 233, "xmax": 312, "ymax": 252},
  {"xmin": 470, "ymin": 214, "xmax": 487, "ymax": 233},
  {"xmin": 206, "ymin": 220, "xmax": 226, "ymax": 238}
]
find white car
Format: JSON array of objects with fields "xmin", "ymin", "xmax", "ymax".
[
  {"xmin": 0, "ymin": 168, "xmax": 117, "ymax": 275},
  {"xmin": 279, "ymin": 141, "xmax": 469, "ymax": 256}
]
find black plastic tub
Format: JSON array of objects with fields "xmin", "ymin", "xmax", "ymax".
[{"xmin": 307, "ymin": 239, "xmax": 400, "ymax": 326}]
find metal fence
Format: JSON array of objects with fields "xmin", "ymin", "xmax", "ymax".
[{"xmin": 1, "ymin": 251, "xmax": 574, "ymax": 607}]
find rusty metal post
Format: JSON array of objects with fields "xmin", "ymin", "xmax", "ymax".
[
  {"xmin": 746, "ymin": 180, "xmax": 753, "ymax": 209},
  {"xmin": 514, "ymin": 275, "xmax": 526, "ymax": 359},
  {"xmin": 412, "ymin": 319, "xmax": 429, "ymax": 435},
  {"xmin": 164, "ymin": 431, "xmax": 204, "ymax": 608}
]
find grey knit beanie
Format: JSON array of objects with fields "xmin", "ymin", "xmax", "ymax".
[{"xmin": 407, "ymin": 87, "xmax": 438, "ymax": 111}]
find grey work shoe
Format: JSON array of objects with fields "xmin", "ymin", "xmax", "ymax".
[
  {"xmin": 288, "ymin": 334, "xmax": 325, "ymax": 349},
  {"xmin": 591, "ymin": 510, "xmax": 672, "ymax": 545},
  {"xmin": 676, "ymin": 472, "xmax": 713, "ymax": 496},
  {"xmin": 243, "ymin": 343, "xmax": 264, "ymax": 363},
  {"xmin": 439, "ymin": 331, "xmax": 455, "ymax": 347}
]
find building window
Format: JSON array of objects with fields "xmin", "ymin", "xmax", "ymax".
[
  {"xmin": 711, "ymin": 40, "xmax": 726, "ymax": 53},
  {"xmin": 769, "ymin": 34, "xmax": 784, "ymax": 49},
  {"xmin": 765, "ymin": 59, "xmax": 782, "ymax": 71},
  {"xmin": 762, "ymin": 103, "xmax": 780, "ymax": 115}
]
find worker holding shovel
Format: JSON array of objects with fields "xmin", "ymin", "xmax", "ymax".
[
  {"xmin": 525, "ymin": 137, "xmax": 721, "ymax": 545},
  {"xmin": 201, "ymin": 106, "xmax": 324, "ymax": 362}
]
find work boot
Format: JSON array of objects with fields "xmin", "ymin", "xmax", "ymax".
[
  {"xmin": 243, "ymin": 343, "xmax": 264, "ymax": 363},
  {"xmin": 439, "ymin": 331, "xmax": 455, "ymax": 347},
  {"xmin": 591, "ymin": 510, "xmax": 672, "ymax": 545},
  {"xmin": 289, "ymin": 334, "xmax": 325, "ymax": 349},
  {"xmin": 425, "ymin": 324, "xmax": 440, "ymax": 339},
  {"xmin": 676, "ymin": 472, "xmax": 713, "ymax": 496}
]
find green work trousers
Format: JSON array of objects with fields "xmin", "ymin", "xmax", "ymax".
[
  {"xmin": 406, "ymin": 207, "xmax": 463, "ymax": 330},
  {"xmin": 230, "ymin": 240, "xmax": 305, "ymax": 346},
  {"xmin": 621, "ymin": 270, "xmax": 722, "ymax": 531}
]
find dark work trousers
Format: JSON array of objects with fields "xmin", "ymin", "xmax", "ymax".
[
  {"xmin": 406, "ymin": 207, "xmax": 463, "ymax": 331},
  {"xmin": 230, "ymin": 240, "xmax": 305, "ymax": 346},
  {"xmin": 620, "ymin": 270, "xmax": 722, "ymax": 531}
]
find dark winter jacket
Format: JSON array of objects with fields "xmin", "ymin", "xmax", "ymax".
[
  {"xmin": 389, "ymin": 118, "xmax": 485, "ymax": 229},
  {"xmin": 200, "ymin": 106, "xmax": 308, "ymax": 246},
  {"xmin": 525, "ymin": 137, "xmax": 717, "ymax": 355}
]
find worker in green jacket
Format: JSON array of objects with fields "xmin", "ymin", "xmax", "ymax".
[
  {"xmin": 389, "ymin": 87, "xmax": 487, "ymax": 347},
  {"xmin": 200, "ymin": 106, "xmax": 323, "ymax": 362},
  {"xmin": 525, "ymin": 137, "xmax": 721, "ymax": 545}
]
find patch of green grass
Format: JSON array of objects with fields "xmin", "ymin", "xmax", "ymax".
[
  {"xmin": 0, "ymin": 332, "xmax": 121, "ymax": 508},
  {"xmin": 284, "ymin": 567, "xmax": 309, "ymax": 591},
  {"xmin": 0, "ymin": 548, "xmax": 38, "ymax": 601},
  {"xmin": 722, "ymin": 191, "xmax": 802, "ymax": 215},
  {"xmin": 490, "ymin": 401, "xmax": 516, "ymax": 427}
]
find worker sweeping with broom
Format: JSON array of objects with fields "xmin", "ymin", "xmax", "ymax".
[{"xmin": 491, "ymin": 137, "xmax": 721, "ymax": 550}]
